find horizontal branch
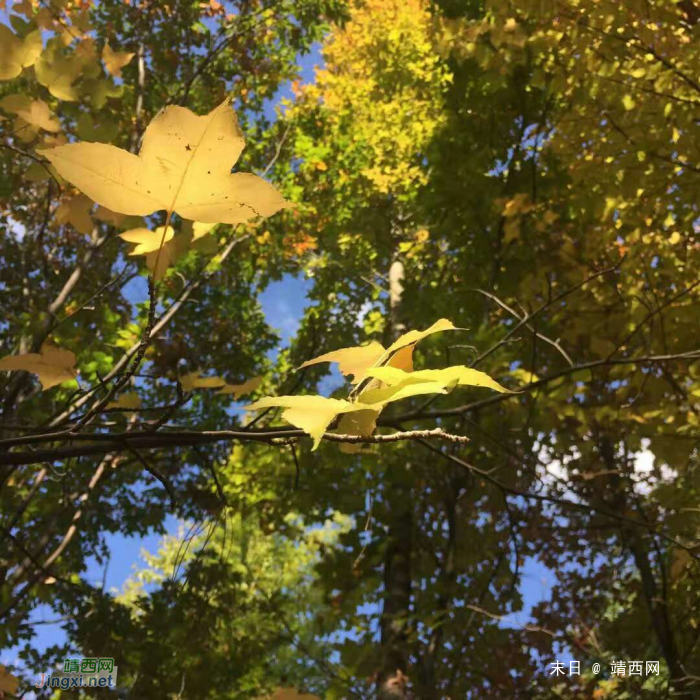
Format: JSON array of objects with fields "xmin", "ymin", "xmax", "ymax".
[{"xmin": 0, "ymin": 428, "xmax": 469, "ymax": 467}]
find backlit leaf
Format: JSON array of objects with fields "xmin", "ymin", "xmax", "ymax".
[
  {"xmin": 0, "ymin": 345, "xmax": 77, "ymax": 390},
  {"xmin": 0, "ymin": 25, "xmax": 42, "ymax": 80},
  {"xmin": 299, "ymin": 341, "xmax": 385, "ymax": 383},
  {"xmin": 217, "ymin": 376, "xmax": 262, "ymax": 398},
  {"xmin": 102, "ymin": 41, "xmax": 134, "ymax": 78},
  {"xmin": 180, "ymin": 372, "xmax": 226, "ymax": 392},
  {"xmin": 39, "ymin": 100, "xmax": 290, "ymax": 223}
]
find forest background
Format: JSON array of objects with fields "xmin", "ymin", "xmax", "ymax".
[{"xmin": 0, "ymin": 0, "xmax": 698, "ymax": 698}]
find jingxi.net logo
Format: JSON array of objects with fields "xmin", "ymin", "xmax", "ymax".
[{"xmin": 36, "ymin": 657, "xmax": 118, "ymax": 690}]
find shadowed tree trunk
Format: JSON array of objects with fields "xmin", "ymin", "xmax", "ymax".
[{"xmin": 378, "ymin": 256, "xmax": 413, "ymax": 699}]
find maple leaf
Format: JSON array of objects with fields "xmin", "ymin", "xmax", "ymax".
[
  {"xmin": 56, "ymin": 194, "xmax": 94, "ymax": 235},
  {"xmin": 0, "ymin": 94, "xmax": 60, "ymax": 133},
  {"xmin": 102, "ymin": 41, "xmax": 134, "ymax": 78},
  {"xmin": 362, "ymin": 365, "xmax": 513, "ymax": 402},
  {"xmin": 0, "ymin": 345, "xmax": 77, "ymax": 390},
  {"xmin": 34, "ymin": 43, "xmax": 84, "ymax": 101},
  {"xmin": 179, "ymin": 372, "xmax": 226, "ymax": 392},
  {"xmin": 299, "ymin": 341, "xmax": 385, "ymax": 383},
  {"xmin": 105, "ymin": 392, "xmax": 142, "ymax": 411},
  {"xmin": 244, "ymin": 395, "xmax": 385, "ymax": 449},
  {"xmin": 299, "ymin": 319, "xmax": 458, "ymax": 385},
  {"xmin": 119, "ymin": 226, "xmax": 189, "ymax": 280},
  {"xmin": 217, "ymin": 376, "xmax": 262, "ymax": 398},
  {"xmin": 0, "ymin": 664, "xmax": 19, "ymax": 695},
  {"xmin": 0, "ymin": 25, "xmax": 42, "ymax": 80},
  {"xmin": 39, "ymin": 99, "xmax": 290, "ymax": 224},
  {"xmin": 120, "ymin": 226, "xmax": 174, "ymax": 256},
  {"xmin": 247, "ymin": 319, "xmax": 513, "ymax": 450}
]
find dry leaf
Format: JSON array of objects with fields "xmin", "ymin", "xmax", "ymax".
[
  {"xmin": 0, "ymin": 345, "xmax": 77, "ymax": 390},
  {"xmin": 0, "ymin": 664, "xmax": 19, "ymax": 694},
  {"xmin": 39, "ymin": 99, "xmax": 289, "ymax": 224},
  {"xmin": 102, "ymin": 41, "xmax": 134, "ymax": 78}
]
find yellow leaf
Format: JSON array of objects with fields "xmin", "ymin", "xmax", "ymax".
[
  {"xmin": 385, "ymin": 318, "xmax": 458, "ymax": 355},
  {"xmin": 179, "ymin": 372, "xmax": 226, "ymax": 392},
  {"xmin": 336, "ymin": 409, "xmax": 380, "ymax": 454},
  {"xmin": 192, "ymin": 221, "xmax": 216, "ymax": 240},
  {"xmin": 389, "ymin": 344, "xmax": 414, "ymax": 373},
  {"xmin": 34, "ymin": 44, "xmax": 83, "ymax": 101},
  {"xmin": 56, "ymin": 194, "xmax": 94, "ymax": 235},
  {"xmin": 39, "ymin": 100, "xmax": 290, "ymax": 224},
  {"xmin": 145, "ymin": 234, "xmax": 189, "ymax": 281},
  {"xmin": 0, "ymin": 94, "xmax": 60, "ymax": 132},
  {"xmin": 0, "ymin": 25, "xmax": 42, "ymax": 80},
  {"xmin": 365, "ymin": 365, "xmax": 512, "ymax": 396},
  {"xmin": 622, "ymin": 94, "xmax": 635, "ymax": 111},
  {"xmin": 217, "ymin": 376, "xmax": 262, "ymax": 398},
  {"xmin": 120, "ymin": 226, "xmax": 174, "ymax": 255},
  {"xmin": 299, "ymin": 341, "xmax": 385, "ymax": 384},
  {"xmin": 106, "ymin": 392, "xmax": 142, "ymax": 411},
  {"xmin": 245, "ymin": 395, "xmax": 377, "ymax": 450},
  {"xmin": 102, "ymin": 41, "xmax": 134, "ymax": 78},
  {"xmin": 359, "ymin": 377, "xmax": 449, "ymax": 405},
  {"xmin": 0, "ymin": 345, "xmax": 77, "ymax": 390},
  {"xmin": 0, "ymin": 665, "xmax": 19, "ymax": 694}
]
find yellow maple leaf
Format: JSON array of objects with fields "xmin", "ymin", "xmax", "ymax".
[
  {"xmin": 105, "ymin": 392, "xmax": 142, "ymax": 411},
  {"xmin": 364, "ymin": 365, "xmax": 512, "ymax": 401},
  {"xmin": 56, "ymin": 194, "xmax": 94, "ymax": 235},
  {"xmin": 179, "ymin": 371, "xmax": 226, "ymax": 392},
  {"xmin": 0, "ymin": 345, "xmax": 77, "ymax": 390},
  {"xmin": 217, "ymin": 376, "xmax": 262, "ymax": 398},
  {"xmin": 120, "ymin": 226, "xmax": 188, "ymax": 280},
  {"xmin": 247, "ymin": 319, "xmax": 511, "ymax": 450},
  {"xmin": 0, "ymin": 94, "xmax": 60, "ymax": 133},
  {"xmin": 299, "ymin": 341, "xmax": 385, "ymax": 384},
  {"xmin": 336, "ymin": 408, "xmax": 380, "ymax": 454},
  {"xmin": 120, "ymin": 226, "xmax": 174, "ymax": 256},
  {"xmin": 0, "ymin": 24, "xmax": 42, "ymax": 80},
  {"xmin": 0, "ymin": 664, "xmax": 19, "ymax": 694},
  {"xmin": 34, "ymin": 44, "xmax": 84, "ymax": 101},
  {"xmin": 385, "ymin": 318, "xmax": 458, "ymax": 355},
  {"xmin": 192, "ymin": 221, "xmax": 216, "ymax": 240},
  {"xmin": 102, "ymin": 41, "xmax": 134, "ymax": 78},
  {"xmin": 244, "ymin": 395, "xmax": 383, "ymax": 449},
  {"xmin": 39, "ymin": 100, "xmax": 290, "ymax": 224}
]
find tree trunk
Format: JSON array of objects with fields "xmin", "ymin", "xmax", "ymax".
[
  {"xmin": 598, "ymin": 436, "xmax": 691, "ymax": 696},
  {"xmin": 378, "ymin": 257, "xmax": 413, "ymax": 699}
]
